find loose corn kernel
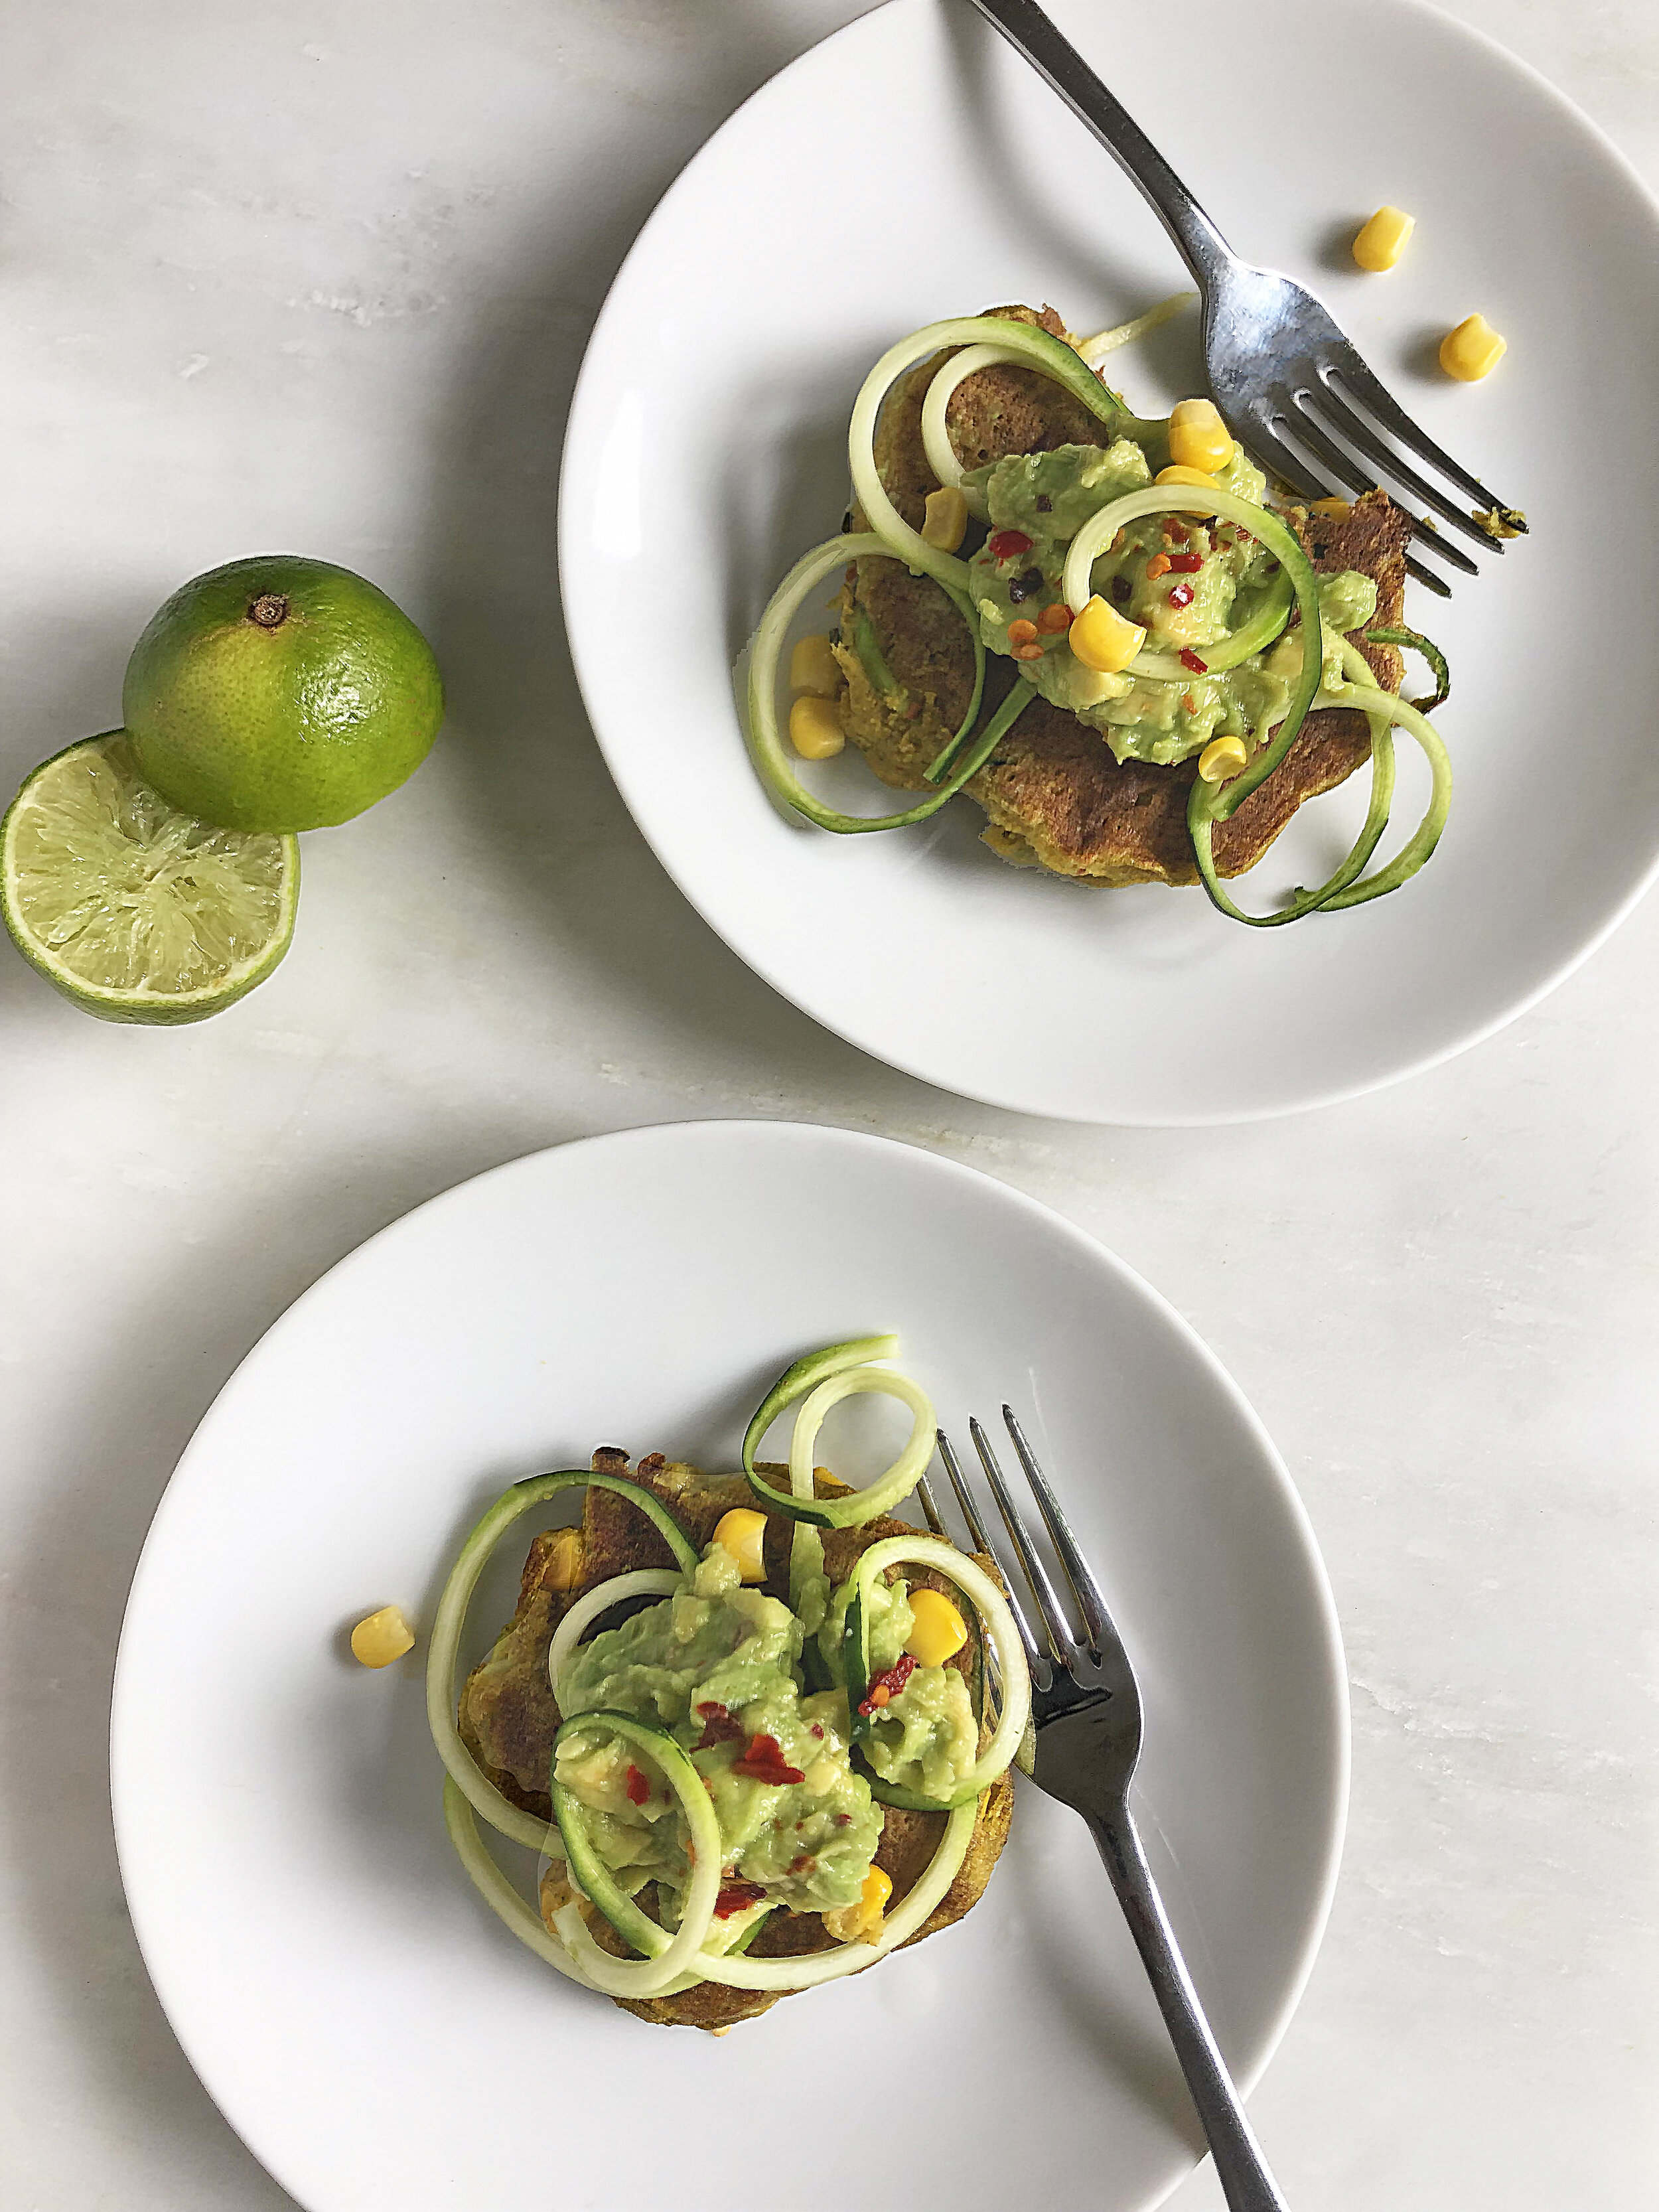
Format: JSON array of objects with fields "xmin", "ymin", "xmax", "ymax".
[
  {"xmin": 922, "ymin": 484, "xmax": 969, "ymax": 553},
  {"xmin": 1037, "ymin": 601, "xmax": 1071, "ymax": 634},
  {"xmin": 1155, "ymin": 464, "xmax": 1217, "ymax": 488},
  {"xmin": 350, "ymin": 1604, "xmax": 415, "ymax": 1668},
  {"xmin": 713, "ymin": 1507, "xmax": 768, "ymax": 1583},
  {"xmin": 825, "ymin": 1864, "xmax": 893, "ymax": 1944},
  {"xmin": 543, "ymin": 1525, "xmax": 583, "ymax": 1591},
  {"xmin": 1198, "ymin": 735, "xmax": 1249, "ymax": 782},
  {"xmin": 1168, "ymin": 398, "xmax": 1234, "ymax": 475},
  {"xmin": 788, "ymin": 694, "xmax": 845, "ymax": 760},
  {"xmin": 1439, "ymin": 313, "xmax": 1506, "ymax": 382},
  {"xmin": 904, "ymin": 1587, "xmax": 968, "ymax": 1666},
  {"xmin": 1351, "ymin": 204, "xmax": 1415, "ymax": 272},
  {"xmin": 1069, "ymin": 595, "xmax": 1145, "ymax": 674},
  {"xmin": 788, "ymin": 633, "xmax": 842, "ymax": 698},
  {"xmin": 1309, "ymin": 497, "xmax": 1352, "ymax": 518}
]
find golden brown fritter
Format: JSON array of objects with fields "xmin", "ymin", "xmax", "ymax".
[
  {"xmin": 458, "ymin": 1448, "xmax": 1014, "ymax": 2031},
  {"xmin": 835, "ymin": 305, "xmax": 1411, "ymax": 886}
]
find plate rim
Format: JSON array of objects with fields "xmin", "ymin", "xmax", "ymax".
[
  {"xmin": 557, "ymin": 0, "xmax": 1659, "ymax": 1128},
  {"xmin": 110, "ymin": 1117, "xmax": 1351, "ymax": 2211}
]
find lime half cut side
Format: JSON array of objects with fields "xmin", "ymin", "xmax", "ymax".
[{"xmin": 2, "ymin": 732, "xmax": 299, "ymax": 1023}]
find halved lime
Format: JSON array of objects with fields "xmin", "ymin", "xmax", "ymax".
[{"xmin": 1, "ymin": 731, "xmax": 299, "ymax": 1023}]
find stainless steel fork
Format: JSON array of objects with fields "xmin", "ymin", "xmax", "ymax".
[
  {"xmin": 920, "ymin": 1410, "xmax": 1291, "ymax": 2212},
  {"xmin": 968, "ymin": 0, "xmax": 1524, "ymax": 597}
]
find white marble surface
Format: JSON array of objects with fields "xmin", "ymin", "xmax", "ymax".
[{"xmin": 0, "ymin": 2, "xmax": 1654, "ymax": 2205}]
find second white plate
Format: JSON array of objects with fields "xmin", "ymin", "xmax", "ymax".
[
  {"xmin": 561, "ymin": 0, "xmax": 1659, "ymax": 1122},
  {"xmin": 113, "ymin": 1122, "xmax": 1346, "ymax": 2212}
]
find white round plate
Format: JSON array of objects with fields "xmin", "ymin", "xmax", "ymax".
[
  {"xmin": 113, "ymin": 1121, "xmax": 1346, "ymax": 2212},
  {"xmin": 561, "ymin": 0, "xmax": 1659, "ymax": 1124}
]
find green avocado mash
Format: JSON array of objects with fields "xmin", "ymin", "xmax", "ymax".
[
  {"xmin": 557, "ymin": 1543, "xmax": 881, "ymax": 1915},
  {"xmin": 556, "ymin": 1543, "xmax": 983, "ymax": 1920},
  {"xmin": 960, "ymin": 441, "xmax": 1378, "ymax": 769}
]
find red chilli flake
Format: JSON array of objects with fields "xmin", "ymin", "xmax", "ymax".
[
  {"xmin": 624, "ymin": 1763, "xmax": 651, "ymax": 1806},
  {"xmin": 714, "ymin": 1880, "xmax": 766, "ymax": 1919},
  {"xmin": 857, "ymin": 1653, "xmax": 918, "ymax": 1716},
  {"xmin": 987, "ymin": 528, "xmax": 1033, "ymax": 561},
  {"xmin": 1179, "ymin": 648, "xmax": 1209, "ymax": 674},
  {"xmin": 691, "ymin": 1702, "xmax": 744, "ymax": 1751},
  {"xmin": 732, "ymin": 1732, "xmax": 806, "ymax": 1786},
  {"xmin": 1167, "ymin": 583, "xmax": 1194, "ymax": 609},
  {"xmin": 1167, "ymin": 551, "xmax": 1203, "ymax": 573}
]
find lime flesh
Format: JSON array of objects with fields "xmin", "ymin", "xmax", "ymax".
[
  {"xmin": 1, "ymin": 732, "xmax": 299, "ymax": 1023},
  {"xmin": 123, "ymin": 554, "xmax": 445, "ymax": 833}
]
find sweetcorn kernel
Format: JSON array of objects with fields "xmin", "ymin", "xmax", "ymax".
[
  {"xmin": 350, "ymin": 1604, "xmax": 415, "ymax": 1668},
  {"xmin": 1439, "ymin": 314, "xmax": 1506, "ymax": 382},
  {"xmin": 788, "ymin": 634, "xmax": 843, "ymax": 697},
  {"xmin": 1198, "ymin": 735, "xmax": 1249, "ymax": 782},
  {"xmin": 788, "ymin": 694, "xmax": 845, "ymax": 759},
  {"xmin": 713, "ymin": 1507, "xmax": 768, "ymax": 1583},
  {"xmin": 1352, "ymin": 205, "xmax": 1415, "ymax": 272},
  {"xmin": 1155, "ymin": 464, "xmax": 1218, "ymax": 488},
  {"xmin": 824, "ymin": 1863, "xmax": 893, "ymax": 1944},
  {"xmin": 1168, "ymin": 398, "xmax": 1234, "ymax": 475},
  {"xmin": 1069, "ymin": 595, "xmax": 1146, "ymax": 674},
  {"xmin": 922, "ymin": 485, "xmax": 970, "ymax": 553},
  {"xmin": 542, "ymin": 1525, "xmax": 583, "ymax": 1591},
  {"xmin": 1309, "ymin": 497, "xmax": 1352, "ymax": 518},
  {"xmin": 904, "ymin": 1587, "xmax": 969, "ymax": 1665}
]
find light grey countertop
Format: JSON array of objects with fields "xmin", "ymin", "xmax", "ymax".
[{"xmin": 0, "ymin": 3, "xmax": 1654, "ymax": 2205}]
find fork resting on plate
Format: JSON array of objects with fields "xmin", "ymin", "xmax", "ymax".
[
  {"xmin": 968, "ymin": 0, "xmax": 1524, "ymax": 599},
  {"xmin": 921, "ymin": 1408, "xmax": 1291, "ymax": 2212}
]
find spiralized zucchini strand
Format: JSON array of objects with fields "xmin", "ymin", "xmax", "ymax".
[{"xmin": 1075, "ymin": 289, "xmax": 1196, "ymax": 366}]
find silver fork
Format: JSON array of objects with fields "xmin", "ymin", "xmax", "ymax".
[
  {"xmin": 920, "ymin": 1411, "xmax": 1291, "ymax": 2212},
  {"xmin": 968, "ymin": 0, "xmax": 1524, "ymax": 598}
]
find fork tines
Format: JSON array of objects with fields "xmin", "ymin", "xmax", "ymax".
[
  {"xmin": 1242, "ymin": 351, "xmax": 1523, "ymax": 601},
  {"xmin": 930, "ymin": 1409, "xmax": 1124, "ymax": 1696}
]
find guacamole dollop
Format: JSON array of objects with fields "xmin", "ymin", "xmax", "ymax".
[
  {"xmin": 960, "ymin": 441, "xmax": 1378, "ymax": 768},
  {"xmin": 555, "ymin": 1544, "xmax": 983, "ymax": 1918},
  {"xmin": 557, "ymin": 1544, "xmax": 881, "ymax": 1914}
]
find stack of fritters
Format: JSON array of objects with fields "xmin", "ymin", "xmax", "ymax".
[
  {"xmin": 459, "ymin": 1449, "xmax": 1013, "ymax": 2031},
  {"xmin": 835, "ymin": 306, "xmax": 1411, "ymax": 886}
]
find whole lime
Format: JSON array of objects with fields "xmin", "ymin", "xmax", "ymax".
[{"xmin": 123, "ymin": 555, "xmax": 444, "ymax": 833}]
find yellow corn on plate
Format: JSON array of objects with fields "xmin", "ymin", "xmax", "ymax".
[
  {"xmin": 1198, "ymin": 735, "xmax": 1249, "ymax": 782},
  {"xmin": 904, "ymin": 1586, "xmax": 969, "ymax": 1665},
  {"xmin": 1439, "ymin": 313, "xmax": 1506, "ymax": 382},
  {"xmin": 788, "ymin": 633, "xmax": 843, "ymax": 697},
  {"xmin": 1168, "ymin": 398, "xmax": 1234, "ymax": 475},
  {"xmin": 1352, "ymin": 205, "xmax": 1415, "ymax": 271},
  {"xmin": 922, "ymin": 485, "xmax": 970, "ymax": 553},
  {"xmin": 1069, "ymin": 595, "xmax": 1145, "ymax": 674},
  {"xmin": 713, "ymin": 1507, "xmax": 769, "ymax": 1583},
  {"xmin": 789, "ymin": 694, "xmax": 845, "ymax": 759},
  {"xmin": 351, "ymin": 1604, "xmax": 415, "ymax": 1668}
]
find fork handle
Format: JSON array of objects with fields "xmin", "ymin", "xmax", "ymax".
[
  {"xmin": 966, "ymin": 0, "xmax": 1235, "ymax": 289},
  {"xmin": 1088, "ymin": 1803, "xmax": 1290, "ymax": 2212}
]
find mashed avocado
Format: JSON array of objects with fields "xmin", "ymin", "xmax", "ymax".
[
  {"xmin": 557, "ymin": 1543, "xmax": 881, "ymax": 1915},
  {"xmin": 960, "ymin": 441, "xmax": 1378, "ymax": 769},
  {"xmin": 815, "ymin": 1568, "xmax": 981, "ymax": 1800}
]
